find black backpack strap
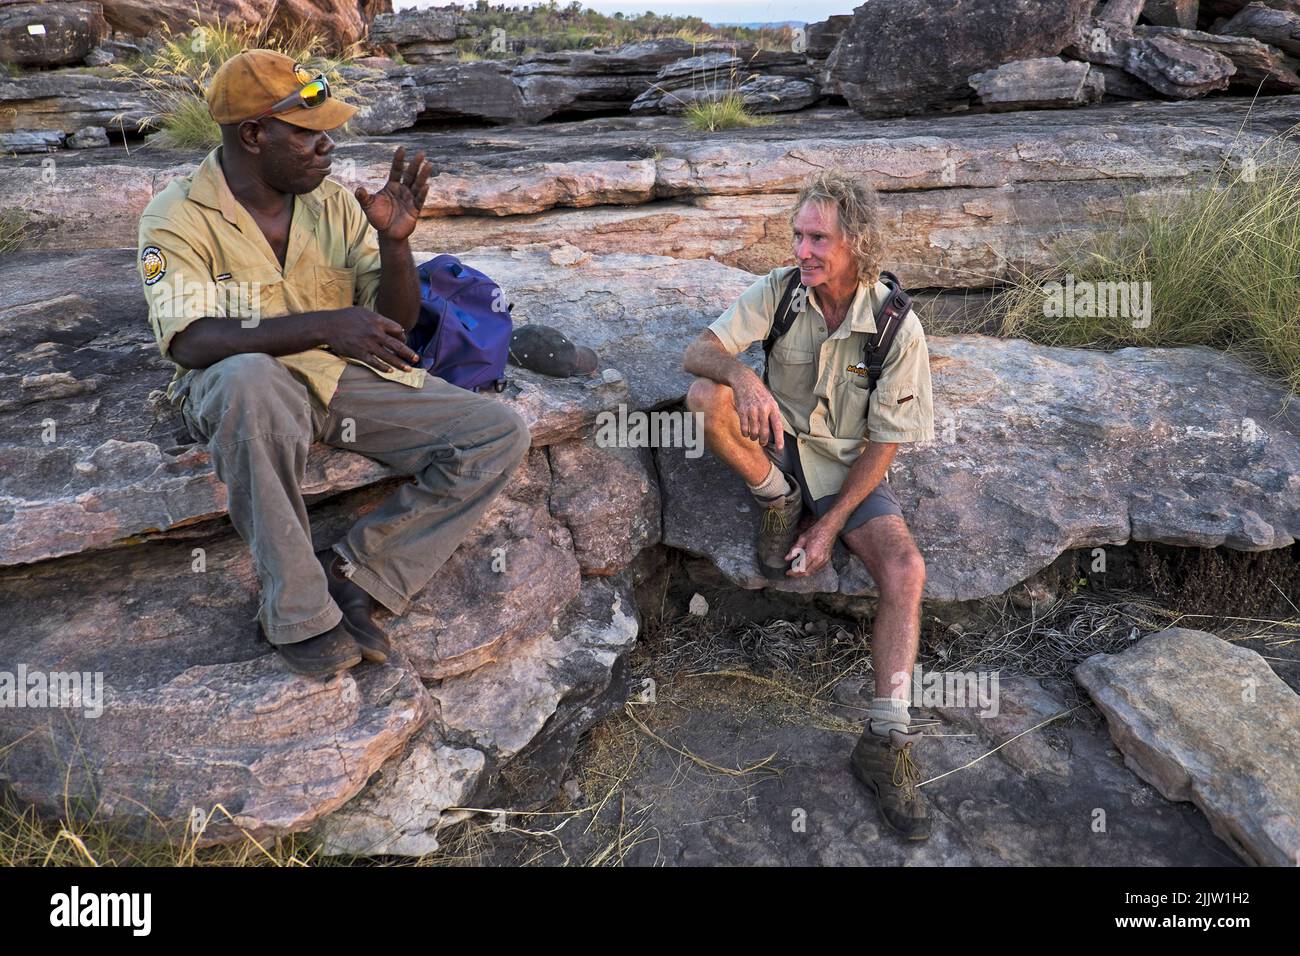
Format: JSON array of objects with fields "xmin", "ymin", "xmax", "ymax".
[
  {"xmin": 761, "ymin": 270, "xmax": 804, "ymax": 384},
  {"xmin": 864, "ymin": 271, "xmax": 911, "ymax": 394}
]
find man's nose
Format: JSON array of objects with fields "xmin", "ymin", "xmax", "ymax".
[
  {"xmin": 316, "ymin": 133, "xmax": 335, "ymax": 155},
  {"xmin": 795, "ymin": 238, "xmax": 812, "ymax": 260}
]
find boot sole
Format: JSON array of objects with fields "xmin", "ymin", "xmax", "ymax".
[
  {"xmin": 278, "ymin": 649, "xmax": 364, "ymax": 679},
  {"xmin": 340, "ymin": 617, "xmax": 390, "ymax": 664},
  {"xmin": 849, "ymin": 757, "xmax": 931, "ymax": 842}
]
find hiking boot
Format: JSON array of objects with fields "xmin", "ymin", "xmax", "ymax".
[
  {"xmin": 849, "ymin": 722, "xmax": 932, "ymax": 841},
  {"xmin": 274, "ymin": 622, "xmax": 363, "ymax": 679},
  {"xmin": 757, "ymin": 476, "xmax": 802, "ymax": 578},
  {"xmin": 318, "ymin": 550, "xmax": 391, "ymax": 664}
]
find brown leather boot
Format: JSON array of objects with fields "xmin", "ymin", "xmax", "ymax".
[
  {"xmin": 273, "ymin": 622, "xmax": 362, "ymax": 679},
  {"xmin": 756, "ymin": 477, "xmax": 802, "ymax": 578},
  {"xmin": 849, "ymin": 722, "xmax": 932, "ymax": 840},
  {"xmin": 318, "ymin": 550, "xmax": 391, "ymax": 664}
]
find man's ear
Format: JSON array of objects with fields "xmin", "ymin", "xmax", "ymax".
[{"xmin": 236, "ymin": 119, "xmax": 265, "ymax": 154}]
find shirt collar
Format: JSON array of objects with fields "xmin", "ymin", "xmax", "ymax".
[{"xmin": 808, "ymin": 277, "xmax": 888, "ymax": 336}]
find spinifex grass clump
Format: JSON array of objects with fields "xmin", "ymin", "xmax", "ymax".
[
  {"xmin": 998, "ymin": 132, "xmax": 1300, "ymax": 396},
  {"xmin": 684, "ymin": 92, "xmax": 771, "ymax": 132},
  {"xmin": 114, "ymin": 5, "xmax": 357, "ymax": 149}
]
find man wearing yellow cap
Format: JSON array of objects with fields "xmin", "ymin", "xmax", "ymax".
[{"xmin": 137, "ymin": 50, "xmax": 530, "ymax": 678}]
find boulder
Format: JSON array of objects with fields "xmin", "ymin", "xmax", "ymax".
[
  {"xmin": 1201, "ymin": 0, "xmax": 1300, "ymax": 20},
  {"xmin": 0, "ymin": 0, "xmax": 107, "ymax": 67},
  {"xmin": 511, "ymin": 38, "xmax": 753, "ymax": 123},
  {"xmin": 1070, "ymin": 17, "xmax": 1241, "ymax": 96},
  {"xmin": 0, "ymin": 530, "xmax": 434, "ymax": 846},
  {"xmin": 98, "ymin": 0, "xmax": 388, "ymax": 52},
  {"xmin": 1076, "ymin": 629, "xmax": 1300, "ymax": 866},
  {"xmin": 430, "ymin": 575, "xmax": 639, "ymax": 768},
  {"xmin": 390, "ymin": 60, "xmax": 525, "ymax": 125},
  {"xmin": 827, "ymin": 0, "xmax": 1096, "ymax": 117},
  {"xmin": 1124, "ymin": 33, "xmax": 1238, "ymax": 96},
  {"xmin": 366, "ymin": 6, "xmax": 468, "ymax": 64},
  {"xmin": 0, "ymin": 68, "xmax": 152, "ymax": 134},
  {"xmin": 1215, "ymin": 2, "xmax": 1300, "ymax": 57},
  {"xmin": 630, "ymin": 50, "xmax": 818, "ymax": 115},
  {"xmin": 1136, "ymin": 23, "xmax": 1300, "ymax": 90},
  {"xmin": 65, "ymin": 124, "xmax": 109, "ymax": 148},
  {"xmin": 969, "ymin": 57, "xmax": 1105, "ymax": 109},
  {"xmin": 336, "ymin": 65, "xmax": 422, "ymax": 135},
  {"xmin": 385, "ymin": 447, "xmax": 583, "ymax": 681},
  {"xmin": 1145, "ymin": 0, "xmax": 1201, "ymax": 28},
  {"xmin": 0, "ymin": 128, "xmax": 63, "ymax": 152},
  {"xmin": 548, "ymin": 434, "xmax": 661, "ymax": 575},
  {"xmin": 316, "ymin": 574, "xmax": 639, "ymax": 856}
]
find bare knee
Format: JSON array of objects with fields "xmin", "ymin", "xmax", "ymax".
[
  {"xmin": 878, "ymin": 548, "xmax": 926, "ymax": 604},
  {"xmin": 685, "ymin": 377, "xmax": 732, "ymax": 416}
]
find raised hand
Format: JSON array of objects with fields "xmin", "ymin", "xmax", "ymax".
[{"xmin": 354, "ymin": 146, "xmax": 433, "ymax": 243}]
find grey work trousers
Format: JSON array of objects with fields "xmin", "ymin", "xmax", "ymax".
[{"xmin": 181, "ymin": 353, "xmax": 530, "ymax": 645}]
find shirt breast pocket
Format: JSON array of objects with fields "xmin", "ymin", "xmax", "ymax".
[
  {"xmin": 834, "ymin": 374, "xmax": 871, "ymax": 435},
  {"xmin": 768, "ymin": 344, "xmax": 816, "ymax": 401},
  {"xmin": 315, "ymin": 264, "xmax": 357, "ymax": 311}
]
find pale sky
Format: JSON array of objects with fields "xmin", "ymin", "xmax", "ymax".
[{"xmin": 395, "ymin": 0, "xmax": 855, "ymax": 26}]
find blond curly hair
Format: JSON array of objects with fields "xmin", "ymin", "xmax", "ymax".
[{"xmin": 789, "ymin": 169, "xmax": 884, "ymax": 284}]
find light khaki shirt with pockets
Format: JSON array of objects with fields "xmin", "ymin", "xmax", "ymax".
[
  {"xmin": 708, "ymin": 265, "xmax": 935, "ymax": 501},
  {"xmin": 137, "ymin": 146, "xmax": 426, "ymax": 410}
]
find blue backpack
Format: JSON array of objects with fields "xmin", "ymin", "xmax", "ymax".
[{"xmin": 408, "ymin": 254, "xmax": 512, "ymax": 392}]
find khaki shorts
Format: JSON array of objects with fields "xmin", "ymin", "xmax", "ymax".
[{"xmin": 766, "ymin": 433, "xmax": 903, "ymax": 535}]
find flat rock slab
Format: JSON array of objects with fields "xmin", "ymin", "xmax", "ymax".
[
  {"xmin": 515, "ymin": 674, "xmax": 1239, "ymax": 866},
  {"xmin": 661, "ymin": 336, "xmax": 1300, "ymax": 601},
  {"xmin": 0, "ymin": 248, "xmax": 626, "ymax": 567},
  {"xmin": 7, "ymin": 95, "xmax": 1296, "ymax": 250},
  {"xmin": 1076, "ymin": 628, "xmax": 1300, "ymax": 866},
  {"xmin": 0, "ymin": 531, "xmax": 433, "ymax": 846}
]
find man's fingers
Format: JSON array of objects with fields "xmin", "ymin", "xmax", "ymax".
[
  {"xmin": 784, "ymin": 534, "xmax": 806, "ymax": 564},
  {"xmin": 388, "ymin": 146, "xmax": 405, "ymax": 185},
  {"xmin": 379, "ymin": 344, "xmax": 414, "ymax": 372},
  {"xmin": 770, "ymin": 409, "xmax": 785, "ymax": 452},
  {"xmin": 414, "ymin": 160, "xmax": 433, "ymax": 195},
  {"xmin": 402, "ymin": 150, "xmax": 426, "ymax": 190},
  {"xmin": 366, "ymin": 353, "xmax": 394, "ymax": 373},
  {"xmin": 354, "ymin": 185, "xmax": 371, "ymax": 208}
]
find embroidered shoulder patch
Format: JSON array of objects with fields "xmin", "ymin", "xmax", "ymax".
[{"xmin": 141, "ymin": 246, "xmax": 166, "ymax": 286}]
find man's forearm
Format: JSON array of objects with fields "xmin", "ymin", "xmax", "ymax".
[
  {"xmin": 168, "ymin": 311, "xmax": 342, "ymax": 370},
  {"xmin": 375, "ymin": 236, "xmax": 420, "ymax": 333},
  {"xmin": 822, "ymin": 441, "xmax": 898, "ymax": 529},
  {"xmin": 683, "ymin": 331, "xmax": 752, "ymax": 388}
]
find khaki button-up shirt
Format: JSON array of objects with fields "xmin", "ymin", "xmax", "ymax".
[
  {"xmin": 137, "ymin": 146, "xmax": 426, "ymax": 409},
  {"xmin": 709, "ymin": 265, "xmax": 935, "ymax": 500}
]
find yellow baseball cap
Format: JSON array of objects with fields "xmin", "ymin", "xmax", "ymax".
[{"xmin": 206, "ymin": 49, "xmax": 357, "ymax": 130}]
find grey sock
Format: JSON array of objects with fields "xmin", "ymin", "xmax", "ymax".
[
  {"xmin": 748, "ymin": 462, "xmax": 792, "ymax": 501},
  {"xmin": 866, "ymin": 697, "xmax": 911, "ymax": 737}
]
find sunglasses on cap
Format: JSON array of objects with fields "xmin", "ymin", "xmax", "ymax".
[{"xmin": 253, "ymin": 66, "xmax": 332, "ymax": 120}]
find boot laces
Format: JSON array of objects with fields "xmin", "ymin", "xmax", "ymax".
[
  {"xmin": 892, "ymin": 742, "xmax": 922, "ymax": 804},
  {"xmin": 760, "ymin": 504, "xmax": 789, "ymax": 535}
]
